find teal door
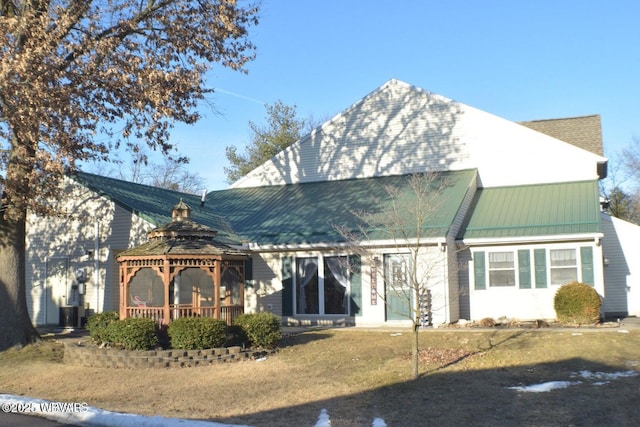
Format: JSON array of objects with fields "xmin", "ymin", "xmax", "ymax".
[{"xmin": 385, "ymin": 254, "xmax": 412, "ymax": 321}]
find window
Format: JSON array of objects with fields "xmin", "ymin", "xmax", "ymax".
[
  {"xmin": 550, "ymin": 249, "xmax": 577, "ymax": 286},
  {"xmin": 295, "ymin": 256, "xmax": 350, "ymax": 315},
  {"xmin": 488, "ymin": 252, "xmax": 515, "ymax": 286}
]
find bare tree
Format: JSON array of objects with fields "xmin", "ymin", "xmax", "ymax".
[
  {"xmin": 0, "ymin": 0, "xmax": 258, "ymax": 350},
  {"xmin": 336, "ymin": 172, "xmax": 452, "ymax": 380},
  {"xmin": 97, "ymin": 145, "xmax": 206, "ymax": 195}
]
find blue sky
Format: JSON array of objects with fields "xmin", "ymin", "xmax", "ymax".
[{"xmin": 164, "ymin": 0, "xmax": 640, "ymax": 190}]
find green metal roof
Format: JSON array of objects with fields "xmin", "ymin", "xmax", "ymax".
[
  {"xmin": 76, "ymin": 169, "xmax": 477, "ymax": 246},
  {"xmin": 459, "ymin": 180, "xmax": 601, "ymax": 240},
  {"xmin": 208, "ymin": 169, "xmax": 477, "ymax": 245},
  {"xmin": 73, "ymin": 173, "xmax": 243, "ymax": 244}
]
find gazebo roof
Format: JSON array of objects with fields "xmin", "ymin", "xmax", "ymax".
[{"xmin": 118, "ymin": 199, "xmax": 248, "ymax": 258}]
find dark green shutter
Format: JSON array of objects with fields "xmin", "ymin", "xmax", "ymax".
[
  {"xmin": 474, "ymin": 252, "xmax": 486, "ymax": 290},
  {"xmin": 581, "ymin": 246, "xmax": 594, "ymax": 285},
  {"xmin": 350, "ymin": 255, "xmax": 362, "ymax": 316},
  {"xmin": 534, "ymin": 249, "xmax": 547, "ymax": 288},
  {"xmin": 518, "ymin": 250, "xmax": 531, "ymax": 289},
  {"xmin": 282, "ymin": 257, "xmax": 293, "ymax": 316}
]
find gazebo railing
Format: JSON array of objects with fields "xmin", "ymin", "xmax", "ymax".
[{"xmin": 125, "ymin": 304, "xmax": 244, "ymax": 325}]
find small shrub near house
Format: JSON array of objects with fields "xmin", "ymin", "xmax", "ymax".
[
  {"xmin": 168, "ymin": 317, "xmax": 227, "ymax": 350},
  {"xmin": 104, "ymin": 318, "xmax": 159, "ymax": 350},
  {"xmin": 234, "ymin": 312, "xmax": 282, "ymax": 349},
  {"xmin": 554, "ymin": 281, "xmax": 602, "ymax": 325},
  {"xmin": 86, "ymin": 311, "xmax": 119, "ymax": 344}
]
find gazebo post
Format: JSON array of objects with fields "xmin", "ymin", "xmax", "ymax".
[
  {"xmin": 163, "ymin": 258, "xmax": 171, "ymax": 323},
  {"xmin": 214, "ymin": 259, "xmax": 221, "ymax": 320},
  {"xmin": 119, "ymin": 264, "xmax": 126, "ymax": 320}
]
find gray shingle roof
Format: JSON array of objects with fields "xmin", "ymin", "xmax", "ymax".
[{"xmin": 519, "ymin": 115, "xmax": 603, "ymax": 156}]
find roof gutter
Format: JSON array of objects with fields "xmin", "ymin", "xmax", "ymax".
[
  {"xmin": 456, "ymin": 232, "xmax": 604, "ymax": 248},
  {"xmin": 246, "ymin": 237, "xmax": 448, "ymax": 253}
]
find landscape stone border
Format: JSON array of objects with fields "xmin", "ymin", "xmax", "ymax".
[{"xmin": 63, "ymin": 342, "xmax": 272, "ymax": 369}]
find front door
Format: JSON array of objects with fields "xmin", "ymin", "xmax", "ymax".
[
  {"xmin": 385, "ymin": 254, "xmax": 412, "ymax": 321},
  {"xmin": 45, "ymin": 258, "xmax": 69, "ymax": 324}
]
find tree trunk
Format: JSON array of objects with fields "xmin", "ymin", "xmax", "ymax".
[
  {"xmin": 0, "ymin": 140, "xmax": 41, "ymax": 351},
  {"xmin": 0, "ymin": 208, "xmax": 40, "ymax": 350},
  {"xmin": 411, "ymin": 322, "xmax": 419, "ymax": 380}
]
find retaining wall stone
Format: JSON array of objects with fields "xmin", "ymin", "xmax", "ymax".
[{"xmin": 63, "ymin": 342, "xmax": 271, "ymax": 369}]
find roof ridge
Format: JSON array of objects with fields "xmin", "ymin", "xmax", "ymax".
[{"xmin": 518, "ymin": 114, "xmax": 601, "ymax": 124}]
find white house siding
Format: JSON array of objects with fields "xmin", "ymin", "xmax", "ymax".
[
  {"xmin": 468, "ymin": 241, "xmax": 604, "ymax": 321},
  {"xmin": 232, "ymin": 80, "xmax": 605, "ymax": 190},
  {"xmin": 26, "ymin": 179, "xmax": 154, "ymax": 326},
  {"xmin": 246, "ymin": 252, "xmax": 284, "ymax": 316},
  {"xmin": 249, "ymin": 246, "xmax": 451, "ymax": 327},
  {"xmin": 601, "ymin": 214, "xmax": 640, "ymax": 317}
]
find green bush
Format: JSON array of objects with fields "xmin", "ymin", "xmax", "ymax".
[
  {"xmin": 234, "ymin": 312, "xmax": 282, "ymax": 349},
  {"xmin": 104, "ymin": 318, "xmax": 159, "ymax": 350},
  {"xmin": 554, "ymin": 281, "xmax": 602, "ymax": 325},
  {"xmin": 225, "ymin": 324, "xmax": 248, "ymax": 347},
  {"xmin": 168, "ymin": 317, "xmax": 227, "ymax": 350},
  {"xmin": 86, "ymin": 311, "xmax": 119, "ymax": 344}
]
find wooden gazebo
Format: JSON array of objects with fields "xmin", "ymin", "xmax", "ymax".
[{"xmin": 118, "ymin": 199, "xmax": 248, "ymax": 325}]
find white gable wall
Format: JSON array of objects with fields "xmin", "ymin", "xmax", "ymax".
[
  {"xmin": 26, "ymin": 178, "xmax": 154, "ymax": 326},
  {"xmin": 232, "ymin": 80, "xmax": 605, "ymax": 190}
]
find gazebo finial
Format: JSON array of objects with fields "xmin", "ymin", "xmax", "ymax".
[{"xmin": 172, "ymin": 198, "xmax": 191, "ymax": 222}]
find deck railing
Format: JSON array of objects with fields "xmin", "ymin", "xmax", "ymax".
[{"xmin": 125, "ymin": 304, "xmax": 244, "ymax": 325}]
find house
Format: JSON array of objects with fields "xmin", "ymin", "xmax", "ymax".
[{"xmin": 25, "ymin": 79, "xmax": 640, "ymax": 328}]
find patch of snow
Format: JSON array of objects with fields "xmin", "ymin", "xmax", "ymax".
[
  {"xmin": 572, "ymin": 333, "xmax": 582, "ymax": 336},
  {"xmin": 508, "ymin": 370, "xmax": 639, "ymax": 393},
  {"xmin": 508, "ymin": 381, "xmax": 579, "ymax": 393},
  {"xmin": 372, "ymin": 417, "xmax": 387, "ymax": 427},
  {"xmin": 389, "ymin": 333, "xmax": 402, "ymax": 336},
  {"xmin": 618, "ymin": 330, "xmax": 630, "ymax": 333},
  {"xmin": 0, "ymin": 394, "xmax": 253, "ymax": 427},
  {"xmin": 314, "ymin": 409, "xmax": 385, "ymax": 427},
  {"xmin": 314, "ymin": 409, "xmax": 331, "ymax": 427},
  {"xmin": 254, "ymin": 356, "xmax": 267, "ymax": 362},
  {"xmin": 573, "ymin": 370, "xmax": 638, "ymax": 381}
]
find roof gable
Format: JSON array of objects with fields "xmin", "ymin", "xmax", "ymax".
[{"xmin": 232, "ymin": 79, "xmax": 607, "ymax": 189}]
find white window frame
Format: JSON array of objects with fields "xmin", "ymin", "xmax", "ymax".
[
  {"xmin": 549, "ymin": 248, "xmax": 578, "ymax": 286},
  {"xmin": 487, "ymin": 251, "xmax": 516, "ymax": 287},
  {"xmin": 293, "ymin": 254, "xmax": 351, "ymax": 316}
]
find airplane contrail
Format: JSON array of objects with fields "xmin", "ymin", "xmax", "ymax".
[{"xmin": 214, "ymin": 88, "xmax": 266, "ymax": 105}]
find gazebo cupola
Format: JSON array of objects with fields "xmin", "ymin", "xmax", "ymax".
[{"xmin": 117, "ymin": 199, "xmax": 248, "ymax": 324}]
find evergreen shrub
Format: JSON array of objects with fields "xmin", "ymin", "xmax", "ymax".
[
  {"xmin": 234, "ymin": 312, "xmax": 282, "ymax": 349},
  {"xmin": 86, "ymin": 311, "xmax": 119, "ymax": 344},
  {"xmin": 554, "ymin": 281, "xmax": 602, "ymax": 325},
  {"xmin": 168, "ymin": 317, "xmax": 227, "ymax": 350},
  {"xmin": 104, "ymin": 318, "xmax": 159, "ymax": 350}
]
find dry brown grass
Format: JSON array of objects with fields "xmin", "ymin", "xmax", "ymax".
[{"xmin": 1, "ymin": 328, "xmax": 640, "ymax": 426}]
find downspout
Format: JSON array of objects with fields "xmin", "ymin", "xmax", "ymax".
[
  {"xmin": 439, "ymin": 240, "xmax": 448, "ymax": 324},
  {"xmin": 94, "ymin": 221, "xmax": 100, "ymax": 312}
]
